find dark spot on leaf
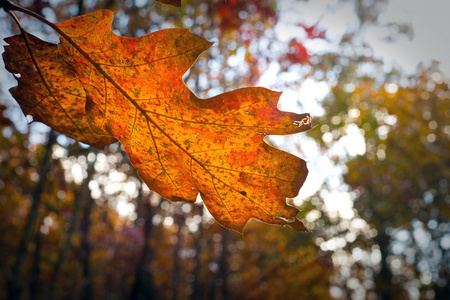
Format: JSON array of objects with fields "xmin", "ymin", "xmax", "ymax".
[{"xmin": 239, "ymin": 190, "xmax": 247, "ymax": 196}]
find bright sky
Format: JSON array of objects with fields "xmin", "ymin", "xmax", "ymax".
[
  {"xmin": 276, "ymin": 0, "xmax": 450, "ymax": 76},
  {"xmin": 368, "ymin": 0, "xmax": 450, "ymax": 74},
  {"xmin": 265, "ymin": 0, "xmax": 450, "ymax": 214}
]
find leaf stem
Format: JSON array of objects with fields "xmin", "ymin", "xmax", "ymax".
[
  {"xmin": 1, "ymin": 1, "xmax": 115, "ymax": 101},
  {"xmin": 2, "ymin": 0, "xmax": 57, "ymax": 31},
  {"xmin": 1, "ymin": 0, "xmax": 84, "ymax": 52},
  {"xmin": 6, "ymin": 10, "xmax": 54, "ymax": 109}
]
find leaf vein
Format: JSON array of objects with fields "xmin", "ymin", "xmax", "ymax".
[{"xmin": 204, "ymin": 164, "xmax": 294, "ymax": 183}]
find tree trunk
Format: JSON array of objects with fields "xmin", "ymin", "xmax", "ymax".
[
  {"xmin": 129, "ymin": 190, "xmax": 157, "ymax": 300},
  {"xmin": 217, "ymin": 227, "xmax": 230, "ymax": 300},
  {"xmin": 29, "ymin": 221, "xmax": 43, "ymax": 300},
  {"xmin": 375, "ymin": 231, "xmax": 393, "ymax": 300},
  {"xmin": 7, "ymin": 130, "xmax": 56, "ymax": 300},
  {"xmin": 171, "ymin": 211, "xmax": 185, "ymax": 300},
  {"xmin": 48, "ymin": 154, "xmax": 96, "ymax": 299},
  {"xmin": 80, "ymin": 188, "xmax": 94, "ymax": 300},
  {"xmin": 191, "ymin": 204, "xmax": 204, "ymax": 300}
]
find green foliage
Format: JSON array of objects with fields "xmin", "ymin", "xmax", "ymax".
[{"xmin": 309, "ymin": 62, "xmax": 450, "ymax": 298}]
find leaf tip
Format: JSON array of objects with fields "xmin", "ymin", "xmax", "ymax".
[
  {"xmin": 290, "ymin": 219, "xmax": 309, "ymax": 232},
  {"xmin": 205, "ymin": 40, "xmax": 214, "ymax": 50}
]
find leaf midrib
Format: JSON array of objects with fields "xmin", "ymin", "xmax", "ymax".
[{"xmin": 64, "ymin": 29, "xmax": 279, "ymax": 226}]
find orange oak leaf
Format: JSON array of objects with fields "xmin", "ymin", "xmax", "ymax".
[{"xmin": 3, "ymin": 10, "xmax": 312, "ymax": 233}]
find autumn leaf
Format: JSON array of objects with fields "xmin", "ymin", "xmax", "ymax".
[
  {"xmin": 297, "ymin": 23, "xmax": 326, "ymax": 40},
  {"xmin": 3, "ymin": 10, "xmax": 312, "ymax": 233},
  {"xmin": 286, "ymin": 38, "xmax": 310, "ymax": 65}
]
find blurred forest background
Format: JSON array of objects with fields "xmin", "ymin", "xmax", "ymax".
[{"xmin": 0, "ymin": 0, "xmax": 448, "ymax": 299}]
